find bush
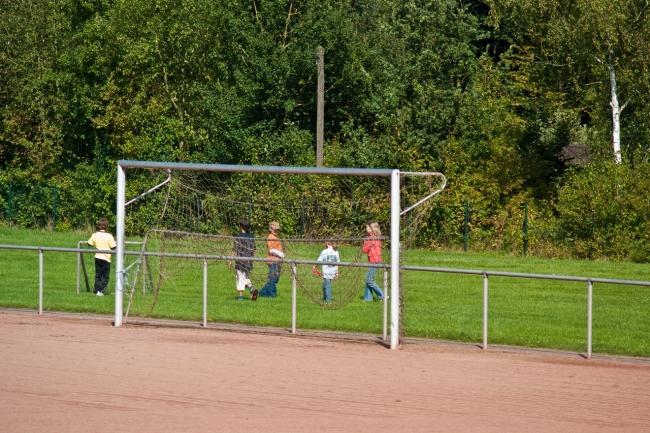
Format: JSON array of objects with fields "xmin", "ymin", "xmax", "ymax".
[
  {"xmin": 555, "ymin": 162, "xmax": 650, "ymax": 260},
  {"xmin": 0, "ymin": 172, "xmax": 59, "ymax": 227},
  {"xmin": 630, "ymin": 238, "xmax": 650, "ymax": 263},
  {"xmin": 0, "ymin": 164, "xmax": 116, "ymax": 231}
]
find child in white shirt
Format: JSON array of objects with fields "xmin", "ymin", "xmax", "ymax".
[{"xmin": 312, "ymin": 241, "xmax": 340, "ymax": 303}]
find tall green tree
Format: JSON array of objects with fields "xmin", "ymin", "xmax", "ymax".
[{"xmin": 0, "ymin": 0, "xmax": 76, "ymax": 177}]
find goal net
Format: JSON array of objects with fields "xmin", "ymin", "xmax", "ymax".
[{"xmin": 115, "ymin": 161, "xmax": 445, "ymax": 349}]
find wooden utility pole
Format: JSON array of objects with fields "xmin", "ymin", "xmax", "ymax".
[{"xmin": 316, "ymin": 46, "xmax": 324, "ymax": 167}]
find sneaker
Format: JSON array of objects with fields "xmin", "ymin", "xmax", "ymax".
[
  {"xmin": 237, "ymin": 296, "xmax": 244, "ymax": 301},
  {"xmin": 96, "ymin": 291, "xmax": 104, "ymax": 297},
  {"xmin": 250, "ymin": 288, "xmax": 258, "ymax": 301}
]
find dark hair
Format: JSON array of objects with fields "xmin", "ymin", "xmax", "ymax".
[
  {"xmin": 239, "ymin": 219, "xmax": 251, "ymax": 232},
  {"xmin": 97, "ymin": 217, "xmax": 109, "ymax": 231}
]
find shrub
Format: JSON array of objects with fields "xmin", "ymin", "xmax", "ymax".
[{"xmin": 555, "ymin": 162, "xmax": 650, "ymax": 260}]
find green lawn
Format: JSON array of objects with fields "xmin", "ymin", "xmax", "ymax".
[{"xmin": 1, "ymin": 225, "xmax": 649, "ymax": 357}]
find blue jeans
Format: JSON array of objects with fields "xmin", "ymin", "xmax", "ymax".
[
  {"xmin": 322, "ymin": 278, "xmax": 333, "ymax": 302},
  {"xmin": 260, "ymin": 263, "xmax": 281, "ymax": 297},
  {"xmin": 364, "ymin": 267, "xmax": 384, "ymax": 301}
]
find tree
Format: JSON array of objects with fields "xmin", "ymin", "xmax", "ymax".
[
  {"xmin": 0, "ymin": 0, "xmax": 75, "ymax": 177},
  {"xmin": 487, "ymin": 0, "xmax": 650, "ymax": 164}
]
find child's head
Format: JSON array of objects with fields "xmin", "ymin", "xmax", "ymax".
[
  {"xmin": 326, "ymin": 240, "xmax": 337, "ymax": 250},
  {"xmin": 366, "ymin": 222, "xmax": 381, "ymax": 236},
  {"xmin": 239, "ymin": 219, "xmax": 251, "ymax": 233},
  {"xmin": 97, "ymin": 217, "xmax": 109, "ymax": 231},
  {"xmin": 269, "ymin": 221, "xmax": 280, "ymax": 233}
]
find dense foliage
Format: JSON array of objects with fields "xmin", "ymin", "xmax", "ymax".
[{"xmin": 1, "ymin": 0, "xmax": 649, "ymax": 261}]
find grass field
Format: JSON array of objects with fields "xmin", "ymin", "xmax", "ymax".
[{"xmin": 1, "ymin": 225, "xmax": 649, "ymax": 357}]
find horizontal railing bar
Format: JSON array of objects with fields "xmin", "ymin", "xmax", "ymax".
[
  {"xmin": 0, "ymin": 244, "xmax": 387, "ymax": 269},
  {"xmin": 79, "ymin": 240, "xmax": 143, "ymax": 245},
  {"xmin": 402, "ymin": 265, "xmax": 650, "ymax": 287},
  {"xmin": 2, "ymin": 244, "xmax": 649, "ymax": 287}
]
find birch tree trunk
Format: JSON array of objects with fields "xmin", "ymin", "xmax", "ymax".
[{"xmin": 609, "ymin": 62, "xmax": 623, "ymax": 164}]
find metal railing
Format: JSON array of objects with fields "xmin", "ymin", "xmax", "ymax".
[
  {"xmin": 0, "ymin": 244, "xmax": 391, "ymax": 340},
  {"xmin": 403, "ymin": 265, "xmax": 650, "ymax": 359},
  {"xmin": 2, "ymin": 243, "xmax": 649, "ymax": 358}
]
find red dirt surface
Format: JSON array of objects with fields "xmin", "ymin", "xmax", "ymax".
[{"xmin": 1, "ymin": 310, "xmax": 649, "ymax": 433}]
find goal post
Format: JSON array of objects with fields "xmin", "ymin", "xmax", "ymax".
[{"xmin": 114, "ymin": 160, "xmax": 445, "ymax": 350}]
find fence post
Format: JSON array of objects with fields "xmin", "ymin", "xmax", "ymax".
[
  {"xmin": 522, "ymin": 203, "xmax": 529, "ymax": 256},
  {"xmin": 587, "ymin": 279, "xmax": 593, "ymax": 359},
  {"xmin": 482, "ymin": 272, "xmax": 488, "ymax": 350},
  {"xmin": 202, "ymin": 258, "xmax": 208, "ymax": 328},
  {"xmin": 247, "ymin": 201, "xmax": 254, "ymax": 223},
  {"xmin": 463, "ymin": 202, "xmax": 470, "ymax": 252},
  {"xmin": 38, "ymin": 248, "xmax": 44, "ymax": 315},
  {"xmin": 300, "ymin": 200, "xmax": 307, "ymax": 235},
  {"xmin": 6, "ymin": 181, "xmax": 14, "ymax": 222},
  {"xmin": 76, "ymin": 242, "xmax": 81, "ymax": 295},
  {"xmin": 291, "ymin": 263, "xmax": 297, "ymax": 334},
  {"xmin": 50, "ymin": 186, "xmax": 58, "ymax": 228}
]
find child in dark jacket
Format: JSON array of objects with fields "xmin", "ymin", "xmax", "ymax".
[{"xmin": 234, "ymin": 219, "xmax": 256, "ymax": 301}]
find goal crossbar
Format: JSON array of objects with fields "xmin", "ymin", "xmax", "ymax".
[{"xmin": 117, "ymin": 159, "xmax": 396, "ymax": 177}]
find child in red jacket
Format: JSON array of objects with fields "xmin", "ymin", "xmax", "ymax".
[{"xmin": 362, "ymin": 222, "xmax": 384, "ymax": 301}]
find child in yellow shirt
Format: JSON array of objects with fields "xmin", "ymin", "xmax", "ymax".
[{"xmin": 87, "ymin": 217, "xmax": 117, "ymax": 296}]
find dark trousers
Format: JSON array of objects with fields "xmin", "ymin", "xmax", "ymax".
[{"xmin": 94, "ymin": 258, "xmax": 111, "ymax": 294}]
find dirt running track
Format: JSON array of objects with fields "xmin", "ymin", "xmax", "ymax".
[{"xmin": 1, "ymin": 310, "xmax": 649, "ymax": 433}]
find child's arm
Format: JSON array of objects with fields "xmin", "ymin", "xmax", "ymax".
[{"xmin": 269, "ymin": 248, "xmax": 285, "ymax": 258}]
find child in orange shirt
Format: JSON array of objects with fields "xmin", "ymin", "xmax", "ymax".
[{"xmin": 258, "ymin": 221, "xmax": 284, "ymax": 298}]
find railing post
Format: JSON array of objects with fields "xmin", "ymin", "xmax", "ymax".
[
  {"xmin": 291, "ymin": 263, "xmax": 297, "ymax": 334},
  {"xmin": 202, "ymin": 258, "xmax": 208, "ymax": 328},
  {"xmin": 587, "ymin": 279, "xmax": 593, "ymax": 359},
  {"xmin": 38, "ymin": 248, "xmax": 44, "ymax": 315},
  {"xmin": 141, "ymin": 256, "xmax": 147, "ymax": 295},
  {"xmin": 383, "ymin": 267, "xmax": 388, "ymax": 341},
  {"xmin": 482, "ymin": 272, "xmax": 489, "ymax": 350}
]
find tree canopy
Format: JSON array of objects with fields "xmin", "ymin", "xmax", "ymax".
[{"xmin": 1, "ymin": 0, "xmax": 649, "ymax": 260}]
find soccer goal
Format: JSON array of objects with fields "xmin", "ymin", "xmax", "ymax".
[{"xmin": 114, "ymin": 160, "xmax": 446, "ymax": 350}]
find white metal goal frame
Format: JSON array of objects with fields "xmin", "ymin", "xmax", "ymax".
[{"xmin": 115, "ymin": 160, "xmax": 446, "ymax": 350}]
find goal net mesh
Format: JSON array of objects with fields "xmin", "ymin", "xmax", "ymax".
[{"xmin": 121, "ymin": 167, "xmax": 444, "ymax": 321}]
